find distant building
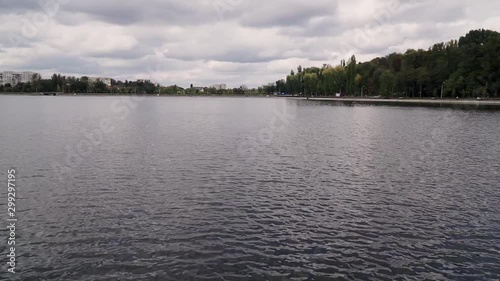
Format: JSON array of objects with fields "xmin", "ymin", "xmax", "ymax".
[
  {"xmin": 190, "ymin": 85, "xmax": 205, "ymax": 92},
  {"xmin": 88, "ymin": 77, "xmax": 112, "ymax": 87},
  {"xmin": 0, "ymin": 71, "xmax": 37, "ymax": 86},
  {"xmin": 192, "ymin": 86, "xmax": 205, "ymax": 92},
  {"xmin": 211, "ymin": 84, "xmax": 227, "ymax": 90}
]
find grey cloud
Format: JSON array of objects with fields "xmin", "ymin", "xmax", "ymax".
[
  {"xmin": 87, "ymin": 47, "xmax": 150, "ymax": 60},
  {"xmin": 238, "ymin": 1, "xmax": 339, "ymax": 28},
  {"xmin": 390, "ymin": 1, "xmax": 468, "ymax": 25},
  {"xmin": 16, "ymin": 54, "xmax": 101, "ymax": 74},
  {"xmin": 165, "ymin": 48, "xmax": 281, "ymax": 63},
  {"xmin": 0, "ymin": 0, "xmax": 40, "ymax": 13},
  {"xmin": 0, "ymin": 0, "xmax": 498, "ymax": 87},
  {"xmin": 61, "ymin": 1, "xmax": 217, "ymax": 26}
]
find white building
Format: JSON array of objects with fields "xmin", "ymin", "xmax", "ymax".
[
  {"xmin": 211, "ymin": 84, "xmax": 227, "ymax": 90},
  {"xmin": 0, "ymin": 71, "xmax": 37, "ymax": 86},
  {"xmin": 88, "ymin": 77, "xmax": 112, "ymax": 87},
  {"xmin": 191, "ymin": 86, "xmax": 205, "ymax": 92},
  {"xmin": 21, "ymin": 71, "xmax": 36, "ymax": 83}
]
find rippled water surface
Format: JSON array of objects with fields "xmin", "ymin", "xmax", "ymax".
[{"xmin": 0, "ymin": 96, "xmax": 499, "ymax": 281}]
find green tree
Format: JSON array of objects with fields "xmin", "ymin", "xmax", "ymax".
[
  {"xmin": 379, "ymin": 70, "xmax": 395, "ymax": 97},
  {"xmin": 303, "ymin": 73, "xmax": 318, "ymax": 97},
  {"xmin": 270, "ymin": 29, "xmax": 500, "ymax": 100},
  {"xmin": 415, "ymin": 67, "xmax": 430, "ymax": 98},
  {"xmin": 345, "ymin": 55, "xmax": 357, "ymax": 96},
  {"xmin": 32, "ymin": 73, "xmax": 41, "ymax": 92},
  {"xmin": 355, "ymin": 74, "xmax": 363, "ymax": 96},
  {"xmin": 92, "ymin": 81, "xmax": 108, "ymax": 93}
]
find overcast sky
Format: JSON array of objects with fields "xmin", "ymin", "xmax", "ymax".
[{"xmin": 1, "ymin": 0, "xmax": 499, "ymax": 88}]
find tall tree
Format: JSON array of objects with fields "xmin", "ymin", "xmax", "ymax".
[{"xmin": 345, "ymin": 55, "xmax": 357, "ymax": 95}]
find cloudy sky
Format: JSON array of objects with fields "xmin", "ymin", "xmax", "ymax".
[{"xmin": 1, "ymin": 0, "xmax": 499, "ymax": 88}]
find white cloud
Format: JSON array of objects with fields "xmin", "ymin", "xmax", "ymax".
[
  {"xmin": 43, "ymin": 22, "xmax": 139, "ymax": 56},
  {"xmin": 0, "ymin": 0, "xmax": 498, "ymax": 88}
]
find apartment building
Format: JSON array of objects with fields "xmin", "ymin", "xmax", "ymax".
[
  {"xmin": 0, "ymin": 71, "xmax": 37, "ymax": 86},
  {"xmin": 211, "ymin": 84, "xmax": 227, "ymax": 90},
  {"xmin": 88, "ymin": 77, "xmax": 112, "ymax": 87}
]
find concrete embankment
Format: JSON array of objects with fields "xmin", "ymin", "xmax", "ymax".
[{"xmin": 296, "ymin": 97, "xmax": 500, "ymax": 108}]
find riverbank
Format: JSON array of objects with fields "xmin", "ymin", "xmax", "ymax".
[{"xmin": 296, "ymin": 97, "xmax": 500, "ymax": 108}]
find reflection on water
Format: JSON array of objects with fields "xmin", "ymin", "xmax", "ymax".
[{"xmin": 0, "ymin": 96, "xmax": 499, "ymax": 280}]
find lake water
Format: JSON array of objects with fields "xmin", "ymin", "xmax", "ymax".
[{"xmin": 0, "ymin": 96, "xmax": 499, "ymax": 280}]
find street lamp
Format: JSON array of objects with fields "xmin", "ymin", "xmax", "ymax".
[{"xmin": 441, "ymin": 81, "xmax": 446, "ymax": 99}]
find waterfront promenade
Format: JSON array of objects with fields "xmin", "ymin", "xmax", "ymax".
[{"xmin": 297, "ymin": 97, "xmax": 500, "ymax": 107}]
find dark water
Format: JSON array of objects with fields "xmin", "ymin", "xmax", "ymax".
[{"xmin": 0, "ymin": 96, "xmax": 499, "ymax": 281}]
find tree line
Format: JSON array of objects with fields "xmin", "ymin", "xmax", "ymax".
[
  {"xmin": 1, "ymin": 74, "xmax": 267, "ymax": 96},
  {"xmin": 0, "ymin": 74, "xmax": 164, "ymax": 94},
  {"xmin": 266, "ymin": 29, "xmax": 500, "ymax": 98}
]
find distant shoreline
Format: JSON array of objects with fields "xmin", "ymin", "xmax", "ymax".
[{"xmin": 0, "ymin": 92, "xmax": 266, "ymax": 97}]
